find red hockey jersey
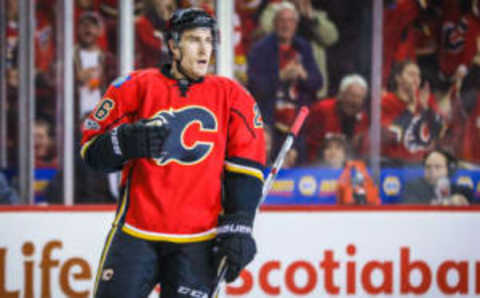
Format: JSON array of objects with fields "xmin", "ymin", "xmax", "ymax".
[
  {"xmin": 381, "ymin": 92, "xmax": 445, "ymax": 163},
  {"xmin": 81, "ymin": 68, "xmax": 265, "ymax": 242}
]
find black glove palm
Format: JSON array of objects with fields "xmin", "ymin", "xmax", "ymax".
[
  {"xmin": 113, "ymin": 118, "xmax": 169, "ymax": 159},
  {"xmin": 214, "ymin": 213, "xmax": 257, "ymax": 282}
]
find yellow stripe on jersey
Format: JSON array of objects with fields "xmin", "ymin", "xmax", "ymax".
[
  {"xmin": 93, "ymin": 183, "xmax": 129, "ymax": 295},
  {"xmin": 80, "ymin": 135, "xmax": 99, "ymax": 159},
  {"xmin": 224, "ymin": 161, "xmax": 264, "ymax": 182},
  {"xmin": 121, "ymin": 224, "xmax": 217, "ymax": 243}
]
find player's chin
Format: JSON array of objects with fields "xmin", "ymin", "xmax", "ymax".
[{"xmin": 193, "ymin": 68, "xmax": 208, "ymax": 79}]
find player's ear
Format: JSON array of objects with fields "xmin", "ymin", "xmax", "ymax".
[{"xmin": 168, "ymin": 39, "xmax": 180, "ymax": 60}]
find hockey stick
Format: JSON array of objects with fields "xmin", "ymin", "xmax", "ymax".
[
  {"xmin": 259, "ymin": 106, "xmax": 310, "ymax": 205},
  {"xmin": 211, "ymin": 106, "xmax": 310, "ymax": 298}
]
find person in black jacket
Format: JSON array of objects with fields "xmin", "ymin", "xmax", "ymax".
[{"xmin": 401, "ymin": 149, "xmax": 473, "ymax": 205}]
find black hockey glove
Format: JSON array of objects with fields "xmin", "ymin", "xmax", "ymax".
[
  {"xmin": 111, "ymin": 118, "xmax": 170, "ymax": 159},
  {"xmin": 213, "ymin": 213, "xmax": 257, "ymax": 282}
]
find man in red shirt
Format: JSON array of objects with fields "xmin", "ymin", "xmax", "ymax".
[
  {"xmin": 305, "ymin": 74, "xmax": 369, "ymax": 162},
  {"xmin": 81, "ymin": 8, "xmax": 265, "ymax": 297}
]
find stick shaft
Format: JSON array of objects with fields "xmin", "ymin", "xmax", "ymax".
[
  {"xmin": 211, "ymin": 106, "xmax": 310, "ymax": 298},
  {"xmin": 260, "ymin": 106, "xmax": 310, "ymax": 204}
]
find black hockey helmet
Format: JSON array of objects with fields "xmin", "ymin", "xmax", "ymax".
[{"xmin": 166, "ymin": 8, "xmax": 218, "ymax": 46}]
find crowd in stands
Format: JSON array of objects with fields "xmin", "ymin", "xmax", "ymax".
[{"xmin": 3, "ymin": 0, "xmax": 480, "ymax": 205}]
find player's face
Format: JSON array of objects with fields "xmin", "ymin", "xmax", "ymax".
[
  {"xmin": 424, "ymin": 152, "xmax": 449, "ymax": 185},
  {"xmin": 176, "ymin": 27, "xmax": 213, "ymax": 80}
]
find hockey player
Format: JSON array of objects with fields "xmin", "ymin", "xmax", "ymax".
[{"xmin": 81, "ymin": 8, "xmax": 265, "ymax": 297}]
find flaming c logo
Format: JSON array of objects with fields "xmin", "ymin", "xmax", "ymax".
[{"xmin": 152, "ymin": 106, "xmax": 218, "ymax": 166}]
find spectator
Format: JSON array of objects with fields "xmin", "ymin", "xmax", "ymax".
[
  {"xmin": 383, "ymin": 0, "xmax": 424, "ymax": 84},
  {"xmin": 34, "ymin": 116, "xmax": 58, "ymax": 204},
  {"xmin": 401, "ymin": 149, "xmax": 473, "ymax": 205},
  {"xmin": 234, "ymin": 1, "xmax": 279, "ymax": 84},
  {"xmin": 414, "ymin": 3, "xmax": 443, "ymax": 91},
  {"xmin": 457, "ymin": 1, "xmax": 480, "ymax": 76},
  {"xmin": 45, "ymin": 149, "xmax": 116, "ymax": 204},
  {"xmin": 135, "ymin": 0, "xmax": 177, "ymax": 68},
  {"xmin": 99, "ymin": 0, "xmax": 144, "ymax": 54},
  {"xmin": 234, "ymin": 0, "xmax": 265, "ymax": 54},
  {"xmin": 75, "ymin": 12, "xmax": 108, "ymax": 118},
  {"xmin": 6, "ymin": 0, "xmax": 18, "ymax": 68},
  {"xmin": 336, "ymin": 159, "xmax": 381, "ymax": 206},
  {"xmin": 0, "ymin": 172, "xmax": 19, "ymax": 205},
  {"xmin": 458, "ymin": 55, "xmax": 480, "ymax": 164},
  {"xmin": 35, "ymin": 1, "xmax": 56, "ymax": 76},
  {"xmin": 315, "ymin": 134, "xmax": 347, "ymax": 169},
  {"xmin": 305, "ymin": 74, "xmax": 369, "ymax": 162},
  {"xmin": 247, "ymin": 2, "xmax": 322, "ymax": 156},
  {"xmin": 75, "ymin": 0, "xmax": 108, "ymax": 50},
  {"xmin": 283, "ymin": 147, "xmax": 299, "ymax": 169},
  {"xmin": 35, "ymin": 0, "xmax": 57, "ymax": 118},
  {"xmin": 258, "ymin": 0, "xmax": 338, "ymax": 98},
  {"xmin": 313, "ymin": 134, "xmax": 379, "ymax": 205},
  {"xmin": 380, "ymin": 0, "xmax": 443, "ymax": 86},
  {"xmin": 34, "ymin": 117, "xmax": 58, "ymax": 168},
  {"xmin": 381, "ymin": 60, "xmax": 445, "ymax": 165},
  {"xmin": 437, "ymin": 0, "xmax": 472, "ymax": 85}
]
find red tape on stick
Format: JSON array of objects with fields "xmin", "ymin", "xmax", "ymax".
[{"xmin": 289, "ymin": 106, "xmax": 310, "ymax": 136}]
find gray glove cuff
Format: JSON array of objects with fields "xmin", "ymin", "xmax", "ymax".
[
  {"xmin": 216, "ymin": 213, "xmax": 254, "ymax": 236},
  {"xmin": 110, "ymin": 127, "xmax": 123, "ymax": 156}
]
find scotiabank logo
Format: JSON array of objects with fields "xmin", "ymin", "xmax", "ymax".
[
  {"xmin": 1, "ymin": 241, "xmax": 479, "ymax": 297},
  {"xmin": 226, "ymin": 244, "xmax": 480, "ymax": 296},
  {"xmin": 0, "ymin": 240, "xmax": 92, "ymax": 298}
]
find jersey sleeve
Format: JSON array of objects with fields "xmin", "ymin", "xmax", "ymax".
[
  {"xmin": 223, "ymin": 82, "xmax": 266, "ymax": 215},
  {"xmin": 80, "ymin": 74, "xmax": 139, "ymax": 171}
]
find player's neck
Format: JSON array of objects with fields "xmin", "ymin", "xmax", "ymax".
[{"xmin": 170, "ymin": 62, "xmax": 185, "ymax": 80}]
